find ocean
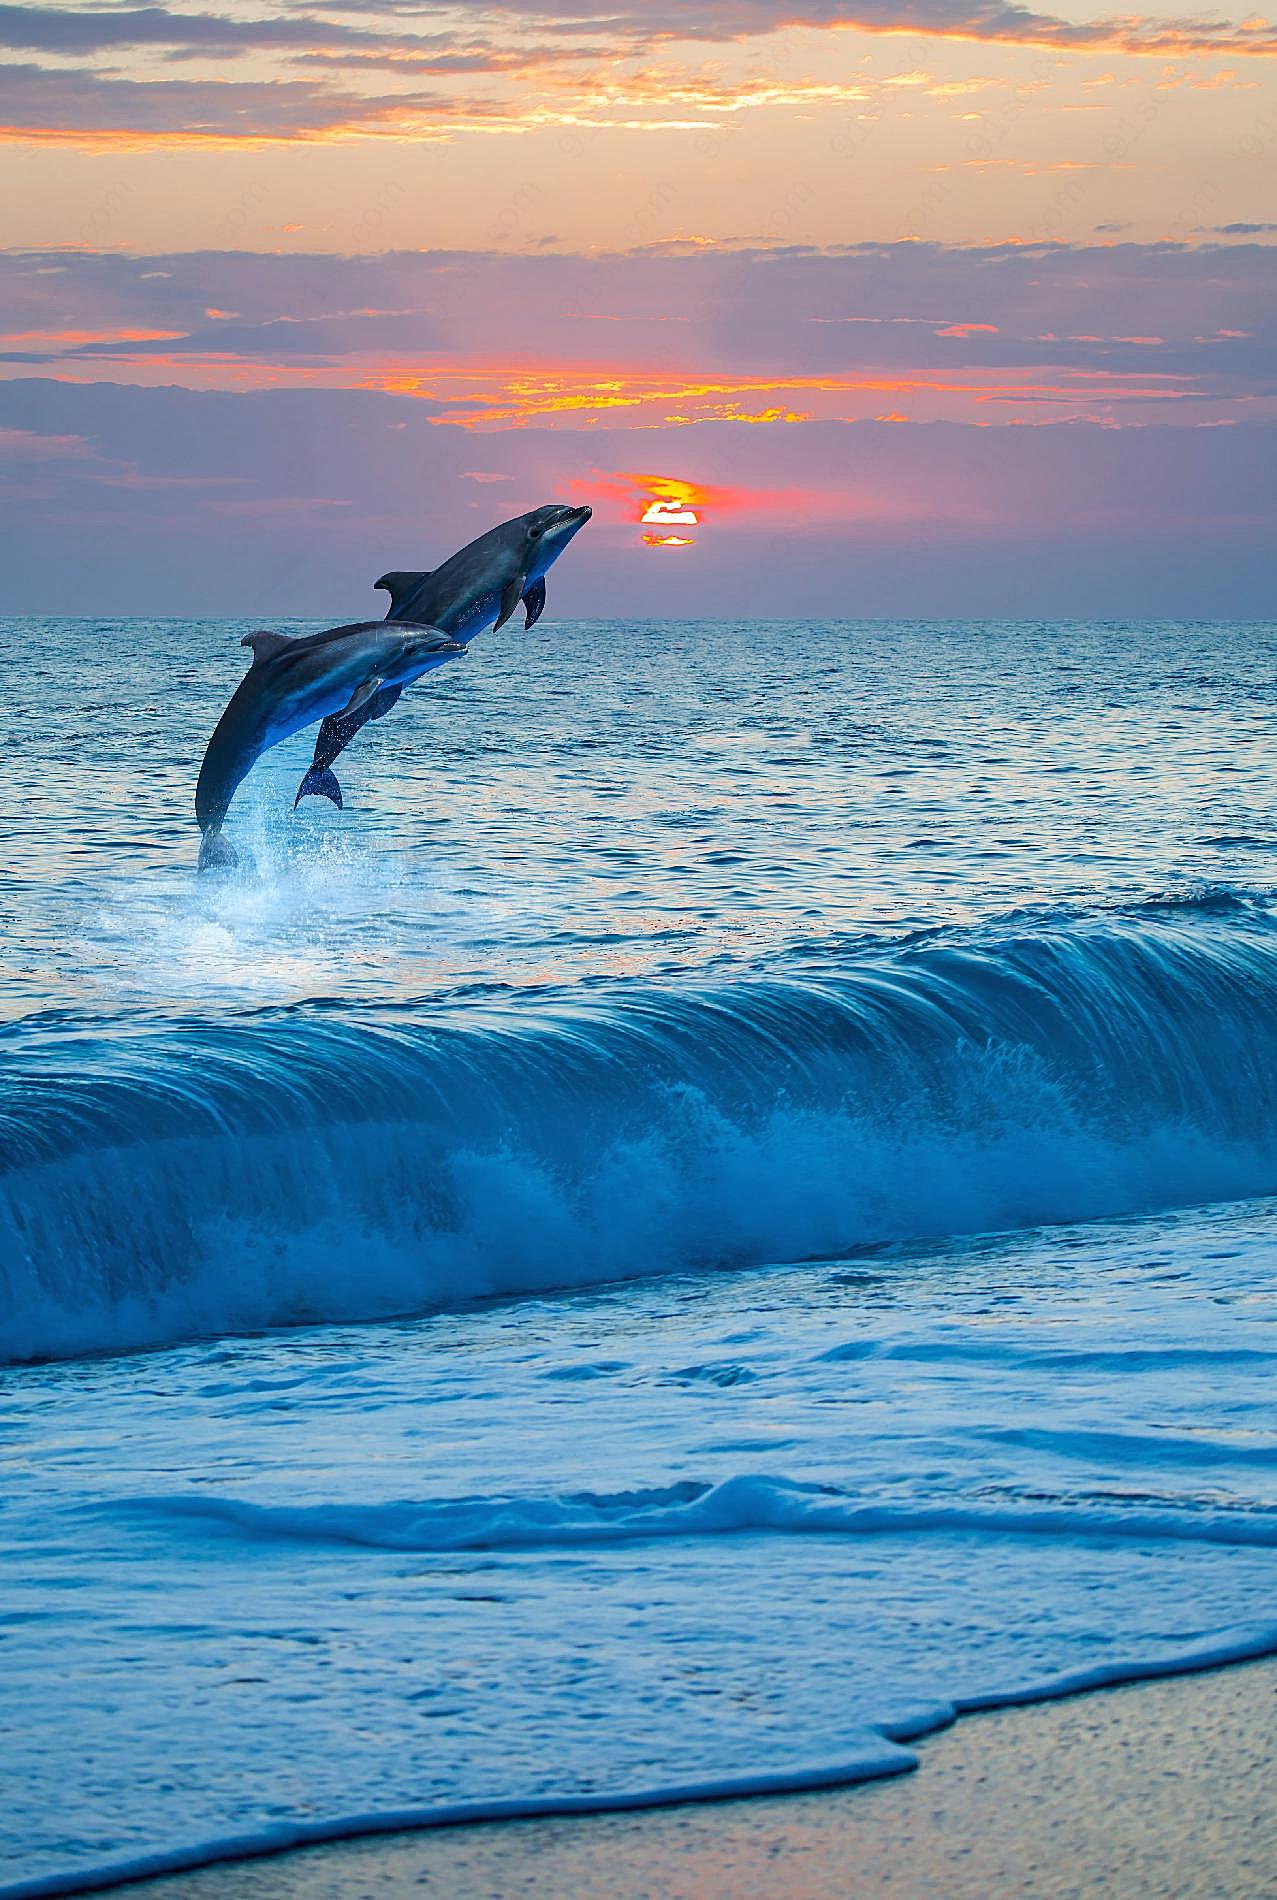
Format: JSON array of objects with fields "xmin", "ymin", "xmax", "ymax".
[{"xmin": 3, "ymin": 614, "xmax": 1277, "ymax": 1895}]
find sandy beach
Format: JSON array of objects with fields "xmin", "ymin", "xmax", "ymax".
[{"xmin": 118, "ymin": 1657, "xmax": 1277, "ymax": 1900}]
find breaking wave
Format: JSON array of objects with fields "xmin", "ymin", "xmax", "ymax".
[{"xmin": 5, "ymin": 897, "xmax": 1277, "ymax": 1363}]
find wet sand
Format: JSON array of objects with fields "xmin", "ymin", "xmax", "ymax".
[{"xmin": 121, "ymin": 1656, "xmax": 1277, "ymax": 1900}]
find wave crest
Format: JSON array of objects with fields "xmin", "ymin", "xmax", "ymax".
[{"xmin": 5, "ymin": 904, "xmax": 1277, "ymax": 1363}]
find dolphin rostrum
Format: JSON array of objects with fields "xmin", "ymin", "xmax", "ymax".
[
  {"xmin": 196, "ymin": 619, "xmax": 463, "ymax": 871},
  {"xmin": 294, "ymin": 501, "xmax": 592, "ymax": 809}
]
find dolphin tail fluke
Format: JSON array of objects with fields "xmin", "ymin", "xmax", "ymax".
[
  {"xmin": 294, "ymin": 766, "xmax": 345, "ymax": 810},
  {"xmin": 198, "ymin": 828, "xmax": 240, "ymax": 874}
]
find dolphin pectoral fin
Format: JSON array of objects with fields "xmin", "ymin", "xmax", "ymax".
[
  {"xmin": 522, "ymin": 577, "xmax": 547, "ymax": 630},
  {"xmin": 294, "ymin": 767, "xmax": 344, "ymax": 810},
  {"xmin": 364, "ymin": 683, "xmax": 405, "ymax": 723},
  {"xmin": 375, "ymin": 570, "xmax": 433, "ymax": 617},
  {"xmin": 494, "ymin": 575, "xmax": 525, "ymax": 632},
  {"xmin": 341, "ymin": 675, "xmax": 384, "ymax": 718}
]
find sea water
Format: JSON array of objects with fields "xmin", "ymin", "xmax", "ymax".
[{"xmin": 3, "ymin": 616, "xmax": 1277, "ymax": 1893}]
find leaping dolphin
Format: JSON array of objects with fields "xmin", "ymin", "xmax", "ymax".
[
  {"xmin": 196, "ymin": 620, "xmax": 463, "ymax": 871},
  {"xmin": 294, "ymin": 501, "xmax": 592, "ymax": 809}
]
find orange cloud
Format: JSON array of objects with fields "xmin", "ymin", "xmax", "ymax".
[
  {"xmin": 11, "ymin": 352, "xmax": 1216, "ymax": 429},
  {"xmin": 358, "ymin": 361, "xmax": 1209, "ymax": 429},
  {"xmin": 4, "ymin": 2, "xmax": 1276, "ymax": 158},
  {"xmin": 0, "ymin": 326, "xmax": 188, "ymax": 347}
]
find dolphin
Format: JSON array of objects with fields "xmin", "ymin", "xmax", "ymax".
[
  {"xmin": 294, "ymin": 501, "xmax": 592, "ymax": 809},
  {"xmin": 196, "ymin": 619, "xmax": 463, "ymax": 871}
]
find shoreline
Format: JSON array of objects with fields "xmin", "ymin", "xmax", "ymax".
[{"xmin": 14, "ymin": 1647, "xmax": 1277, "ymax": 1900}]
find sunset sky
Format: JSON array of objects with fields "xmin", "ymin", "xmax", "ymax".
[{"xmin": 1, "ymin": 0, "xmax": 1274, "ymax": 614}]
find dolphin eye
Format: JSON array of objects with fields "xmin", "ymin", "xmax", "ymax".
[{"xmin": 528, "ymin": 521, "xmax": 545, "ymax": 540}]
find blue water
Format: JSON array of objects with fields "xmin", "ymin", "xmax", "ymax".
[{"xmin": 3, "ymin": 616, "xmax": 1277, "ymax": 1894}]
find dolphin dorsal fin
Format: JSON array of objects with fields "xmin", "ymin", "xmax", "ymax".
[
  {"xmin": 241, "ymin": 631, "xmax": 293, "ymax": 663},
  {"xmin": 375, "ymin": 570, "xmax": 432, "ymax": 615}
]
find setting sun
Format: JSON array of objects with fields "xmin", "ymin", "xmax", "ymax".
[
  {"xmin": 638, "ymin": 482, "xmax": 701, "ymax": 548},
  {"xmin": 641, "ymin": 500, "xmax": 699, "ymax": 526}
]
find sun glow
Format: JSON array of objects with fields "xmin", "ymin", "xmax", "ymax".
[
  {"xmin": 638, "ymin": 483, "xmax": 700, "ymax": 548},
  {"xmin": 641, "ymin": 500, "xmax": 699, "ymax": 526}
]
